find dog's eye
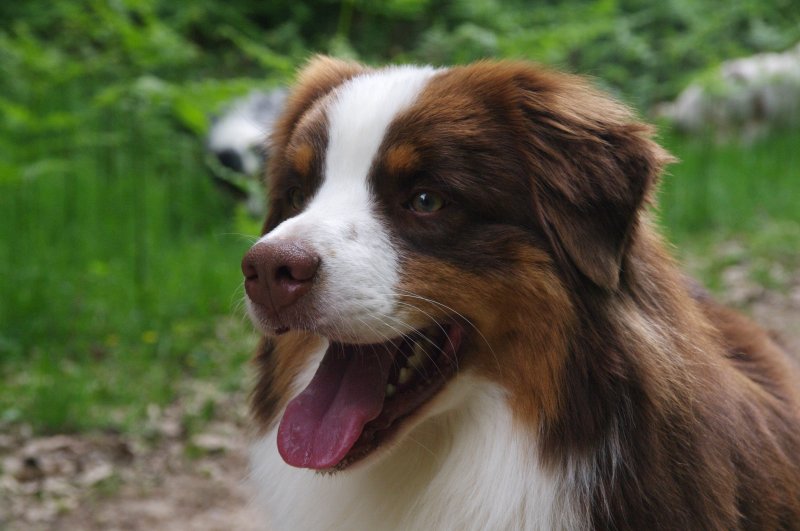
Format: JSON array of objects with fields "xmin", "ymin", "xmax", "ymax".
[
  {"xmin": 408, "ymin": 191, "xmax": 445, "ymax": 213},
  {"xmin": 288, "ymin": 187, "xmax": 306, "ymax": 210}
]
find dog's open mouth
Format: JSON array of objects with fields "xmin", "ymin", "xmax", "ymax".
[{"xmin": 277, "ymin": 322, "xmax": 464, "ymax": 471}]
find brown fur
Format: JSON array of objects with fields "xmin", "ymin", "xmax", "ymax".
[
  {"xmin": 384, "ymin": 144, "xmax": 420, "ymax": 176},
  {"xmin": 252, "ymin": 56, "xmax": 800, "ymax": 529},
  {"xmin": 251, "ymin": 331, "xmax": 324, "ymax": 434},
  {"xmin": 290, "ymin": 143, "xmax": 315, "ymax": 177}
]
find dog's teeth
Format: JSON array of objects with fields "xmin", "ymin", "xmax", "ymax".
[
  {"xmin": 386, "ymin": 384, "xmax": 396, "ymax": 398},
  {"xmin": 408, "ymin": 343, "xmax": 426, "ymax": 368},
  {"xmin": 408, "ymin": 354, "xmax": 423, "ymax": 369},
  {"xmin": 398, "ymin": 367, "xmax": 412, "ymax": 385}
]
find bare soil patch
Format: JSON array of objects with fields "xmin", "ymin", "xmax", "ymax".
[{"xmin": 1, "ymin": 387, "xmax": 263, "ymax": 530}]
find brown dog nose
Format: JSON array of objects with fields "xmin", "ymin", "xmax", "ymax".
[{"xmin": 242, "ymin": 240, "xmax": 320, "ymax": 314}]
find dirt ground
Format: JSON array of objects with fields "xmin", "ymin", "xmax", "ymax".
[
  {"xmin": 0, "ymin": 386, "xmax": 264, "ymax": 531},
  {"xmin": 2, "ymin": 270, "xmax": 799, "ymax": 531}
]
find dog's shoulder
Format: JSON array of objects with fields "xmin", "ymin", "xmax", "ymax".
[{"xmin": 691, "ymin": 278, "xmax": 800, "ymax": 402}]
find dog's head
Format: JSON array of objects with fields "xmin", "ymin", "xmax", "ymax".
[{"xmin": 242, "ymin": 56, "xmax": 670, "ymax": 471}]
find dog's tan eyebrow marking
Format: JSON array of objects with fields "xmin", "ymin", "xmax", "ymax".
[
  {"xmin": 384, "ymin": 143, "xmax": 420, "ymax": 175},
  {"xmin": 290, "ymin": 142, "xmax": 315, "ymax": 176}
]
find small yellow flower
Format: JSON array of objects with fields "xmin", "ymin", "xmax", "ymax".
[{"xmin": 141, "ymin": 330, "xmax": 158, "ymax": 344}]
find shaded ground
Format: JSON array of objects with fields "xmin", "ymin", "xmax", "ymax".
[
  {"xmin": 1, "ymin": 386, "xmax": 264, "ymax": 530},
  {"xmin": 2, "ymin": 268, "xmax": 799, "ymax": 531}
]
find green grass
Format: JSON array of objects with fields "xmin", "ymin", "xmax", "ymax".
[
  {"xmin": 0, "ymin": 79, "xmax": 260, "ymax": 433},
  {"xmin": 660, "ymin": 130, "xmax": 800, "ymax": 242},
  {"xmin": 659, "ymin": 129, "xmax": 800, "ymax": 289}
]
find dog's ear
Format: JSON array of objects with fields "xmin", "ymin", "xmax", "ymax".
[
  {"xmin": 516, "ymin": 69, "xmax": 673, "ymax": 290},
  {"xmin": 263, "ymin": 56, "xmax": 365, "ymax": 233}
]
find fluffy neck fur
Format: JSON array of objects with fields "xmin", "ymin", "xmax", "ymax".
[{"xmin": 251, "ymin": 376, "xmax": 584, "ymax": 531}]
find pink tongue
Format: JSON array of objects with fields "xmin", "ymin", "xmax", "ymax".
[{"xmin": 277, "ymin": 342, "xmax": 394, "ymax": 469}]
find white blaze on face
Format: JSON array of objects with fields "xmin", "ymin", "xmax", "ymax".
[{"xmin": 258, "ymin": 66, "xmax": 438, "ymax": 343}]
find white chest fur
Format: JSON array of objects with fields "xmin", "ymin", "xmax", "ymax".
[{"xmin": 249, "ymin": 376, "xmax": 584, "ymax": 531}]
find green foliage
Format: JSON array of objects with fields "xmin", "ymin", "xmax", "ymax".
[
  {"xmin": 658, "ymin": 129, "xmax": 800, "ymax": 289},
  {"xmin": 0, "ymin": 0, "xmax": 275, "ymax": 432},
  {"xmin": 0, "ymin": 80, "xmax": 258, "ymax": 431},
  {"xmin": 3, "ymin": 0, "xmax": 800, "ymax": 108},
  {"xmin": 660, "ymin": 130, "xmax": 800, "ymax": 239}
]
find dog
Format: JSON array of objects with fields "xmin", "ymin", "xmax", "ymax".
[
  {"xmin": 241, "ymin": 56, "xmax": 800, "ymax": 530},
  {"xmin": 208, "ymin": 89, "xmax": 287, "ymax": 176},
  {"xmin": 206, "ymin": 89, "xmax": 287, "ymax": 216}
]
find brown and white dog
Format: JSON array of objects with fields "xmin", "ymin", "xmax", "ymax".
[{"xmin": 241, "ymin": 56, "xmax": 800, "ymax": 530}]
